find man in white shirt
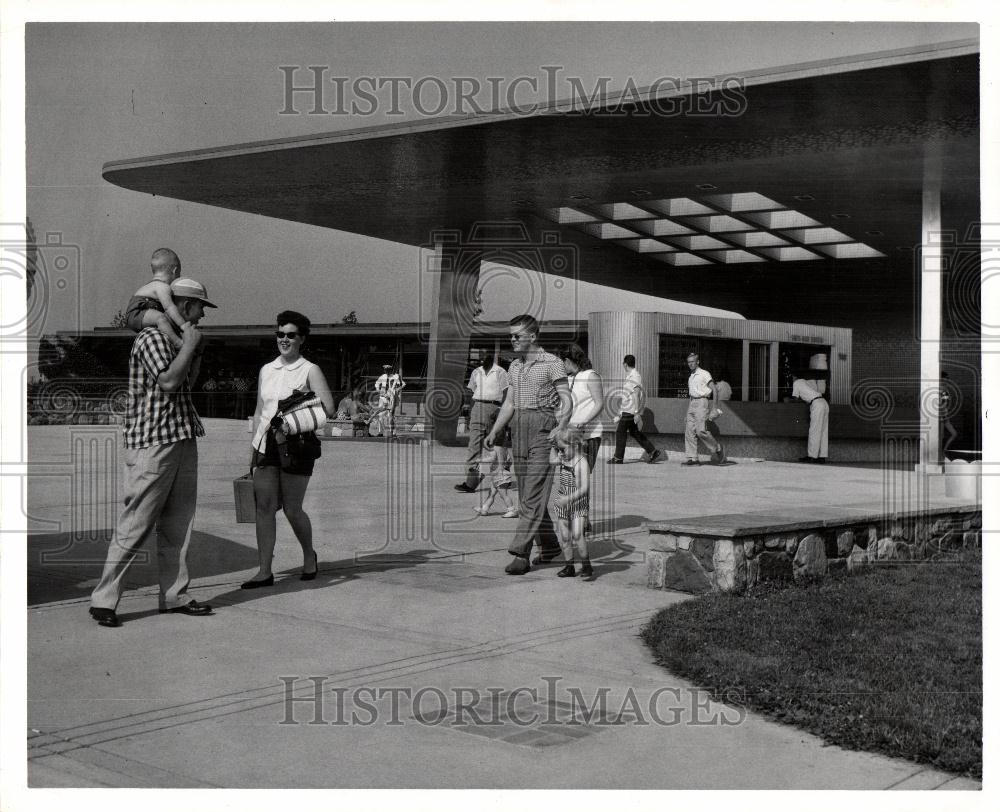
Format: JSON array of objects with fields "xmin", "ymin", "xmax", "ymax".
[
  {"xmin": 791, "ymin": 372, "xmax": 829, "ymax": 463},
  {"xmin": 683, "ymin": 353, "xmax": 725, "ymax": 466},
  {"xmin": 373, "ymin": 364, "xmax": 405, "ymax": 438},
  {"xmin": 456, "ymin": 353, "xmax": 511, "ymax": 492},
  {"xmin": 608, "ymin": 354, "xmax": 661, "ymax": 464}
]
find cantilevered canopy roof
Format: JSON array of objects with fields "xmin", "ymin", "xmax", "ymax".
[{"xmin": 102, "ymin": 41, "xmax": 979, "ymax": 317}]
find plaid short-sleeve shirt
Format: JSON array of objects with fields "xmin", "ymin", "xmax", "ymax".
[
  {"xmin": 122, "ymin": 328, "xmax": 205, "ymax": 449},
  {"xmin": 508, "ymin": 350, "xmax": 567, "ymax": 411}
]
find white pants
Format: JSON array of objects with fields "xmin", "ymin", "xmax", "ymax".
[
  {"xmin": 807, "ymin": 397, "xmax": 830, "ymax": 459},
  {"xmin": 685, "ymin": 398, "xmax": 721, "ymax": 459}
]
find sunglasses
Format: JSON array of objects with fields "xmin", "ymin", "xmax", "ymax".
[{"xmin": 275, "ymin": 331, "xmax": 300, "ymax": 339}]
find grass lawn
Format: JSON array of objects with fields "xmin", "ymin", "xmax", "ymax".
[{"xmin": 640, "ymin": 552, "xmax": 982, "ymax": 778}]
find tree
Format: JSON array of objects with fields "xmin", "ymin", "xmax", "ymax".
[
  {"xmin": 342, "ymin": 310, "xmax": 358, "ymax": 324},
  {"xmin": 110, "ymin": 309, "xmax": 130, "ymax": 328}
]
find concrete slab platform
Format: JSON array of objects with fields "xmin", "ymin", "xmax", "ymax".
[{"xmin": 23, "ymin": 420, "xmax": 982, "ymax": 789}]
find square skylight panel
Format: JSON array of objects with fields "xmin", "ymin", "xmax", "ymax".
[
  {"xmin": 544, "ymin": 207, "xmax": 601, "ymax": 224},
  {"xmin": 684, "ymin": 215, "xmax": 756, "ymax": 233},
  {"xmin": 592, "ymin": 202, "xmax": 654, "ymax": 220},
  {"xmin": 701, "ymin": 193, "xmax": 783, "ymax": 212},
  {"xmin": 631, "ymin": 219, "xmax": 694, "ymax": 237},
  {"xmin": 618, "ymin": 238, "xmax": 677, "ymax": 253},
  {"xmin": 671, "ymin": 235, "xmax": 730, "ymax": 250},
  {"xmin": 781, "ymin": 227, "xmax": 853, "ymax": 244},
  {"xmin": 726, "ymin": 232, "xmax": 790, "ymax": 248},
  {"xmin": 758, "ymin": 246, "xmax": 822, "ymax": 261},
  {"xmin": 744, "ymin": 210, "xmax": 822, "ymax": 229},
  {"xmin": 577, "ymin": 223, "xmax": 641, "ymax": 240},
  {"xmin": 813, "ymin": 243, "xmax": 886, "ymax": 259},
  {"xmin": 704, "ymin": 250, "xmax": 765, "ymax": 263},
  {"xmin": 652, "ymin": 252, "xmax": 713, "ymax": 266},
  {"xmin": 640, "ymin": 198, "xmax": 715, "ymax": 217}
]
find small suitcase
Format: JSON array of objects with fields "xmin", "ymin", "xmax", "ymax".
[{"xmin": 233, "ymin": 472, "xmax": 256, "ymax": 523}]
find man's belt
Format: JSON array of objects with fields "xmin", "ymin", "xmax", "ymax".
[
  {"xmin": 473, "ymin": 399, "xmax": 503, "ymax": 406},
  {"xmin": 690, "ymin": 395, "xmax": 710, "ymax": 399}
]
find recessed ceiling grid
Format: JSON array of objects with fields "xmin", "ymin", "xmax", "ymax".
[{"xmin": 542, "ymin": 192, "xmax": 885, "ymax": 265}]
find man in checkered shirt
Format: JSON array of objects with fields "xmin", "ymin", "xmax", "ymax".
[
  {"xmin": 89, "ymin": 277, "xmax": 218, "ymax": 627},
  {"xmin": 485, "ymin": 315, "xmax": 572, "ymax": 575}
]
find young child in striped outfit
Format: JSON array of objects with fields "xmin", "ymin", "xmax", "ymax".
[{"xmin": 550, "ymin": 428, "xmax": 593, "ymax": 579}]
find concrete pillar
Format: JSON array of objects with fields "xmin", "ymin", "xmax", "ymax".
[
  {"xmin": 425, "ymin": 238, "xmax": 481, "ymax": 444},
  {"xmin": 918, "ymin": 141, "xmax": 943, "ymax": 471}
]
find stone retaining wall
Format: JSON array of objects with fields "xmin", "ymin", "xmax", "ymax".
[{"xmin": 647, "ymin": 508, "xmax": 982, "ymax": 594}]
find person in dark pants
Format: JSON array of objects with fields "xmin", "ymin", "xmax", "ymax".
[
  {"xmin": 456, "ymin": 353, "xmax": 510, "ymax": 493},
  {"xmin": 608, "ymin": 354, "xmax": 661, "ymax": 464},
  {"xmin": 485, "ymin": 315, "xmax": 571, "ymax": 575}
]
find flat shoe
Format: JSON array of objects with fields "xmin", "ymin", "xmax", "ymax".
[
  {"xmin": 89, "ymin": 607, "xmax": 122, "ymax": 628},
  {"xmin": 530, "ymin": 552, "xmax": 560, "ymax": 565},
  {"xmin": 557, "ymin": 565, "xmax": 576, "ymax": 578},
  {"xmin": 606, "ymin": 457, "xmax": 623, "ymax": 465},
  {"xmin": 160, "ymin": 600, "xmax": 214, "ymax": 616},
  {"xmin": 580, "ymin": 562, "xmax": 594, "ymax": 579},
  {"xmin": 241, "ymin": 574, "xmax": 274, "ymax": 589},
  {"xmin": 502, "ymin": 509, "xmax": 519, "ymax": 518},
  {"xmin": 681, "ymin": 459, "xmax": 700, "ymax": 466},
  {"xmin": 301, "ymin": 551, "xmax": 318, "ymax": 581}
]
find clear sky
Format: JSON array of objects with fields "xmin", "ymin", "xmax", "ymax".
[{"xmin": 24, "ymin": 21, "xmax": 978, "ymax": 335}]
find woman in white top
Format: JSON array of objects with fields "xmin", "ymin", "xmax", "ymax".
[
  {"xmin": 558, "ymin": 343, "xmax": 605, "ymax": 472},
  {"xmin": 242, "ymin": 311, "xmax": 335, "ymax": 589}
]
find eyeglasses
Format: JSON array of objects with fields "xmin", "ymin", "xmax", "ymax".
[{"xmin": 275, "ymin": 331, "xmax": 300, "ymax": 339}]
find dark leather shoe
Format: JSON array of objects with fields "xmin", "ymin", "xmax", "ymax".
[
  {"xmin": 454, "ymin": 482, "xmax": 478, "ymax": 493},
  {"xmin": 647, "ymin": 449, "xmax": 662, "ymax": 463},
  {"xmin": 681, "ymin": 459, "xmax": 700, "ymax": 466},
  {"xmin": 89, "ymin": 607, "xmax": 122, "ymax": 628},
  {"xmin": 606, "ymin": 457, "xmax": 623, "ymax": 465},
  {"xmin": 504, "ymin": 556, "xmax": 530, "ymax": 575},
  {"xmin": 580, "ymin": 562, "xmax": 594, "ymax": 579},
  {"xmin": 160, "ymin": 600, "xmax": 214, "ymax": 616},
  {"xmin": 300, "ymin": 551, "xmax": 318, "ymax": 581},
  {"xmin": 241, "ymin": 574, "xmax": 274, "ymax": 589},
  {"xmin": 531, "ymin": 551, "xmax": 561, "ymax": 565},
  {"xmin": 556, "ymin": 564, "xmax": 576, "ymax": 578}
]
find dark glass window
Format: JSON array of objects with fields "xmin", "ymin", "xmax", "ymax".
[{"xmin": 658, "ymin": 335, "xmax": 742, "ymax": 399}]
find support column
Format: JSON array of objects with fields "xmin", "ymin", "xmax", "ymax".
[
  {"xmin": 918, "ymin": 141, "xmax": 943, "ymax": 471},
  {"xmin": 425, "ymin": 238, "xmax": 482, "ymax": 444}
]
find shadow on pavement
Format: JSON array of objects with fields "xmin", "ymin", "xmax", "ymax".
[
  {"xmin": 207, "ymin": 548, "xmax": 442, "ymax": 609},
  {"xmin": 28, "ymin": 529, "xmax": 260, "ymax": 606}
]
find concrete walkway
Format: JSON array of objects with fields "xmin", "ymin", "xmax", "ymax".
[{"xmin": 25, "ymin": 421, "xmax": 980, "ymax": 789}]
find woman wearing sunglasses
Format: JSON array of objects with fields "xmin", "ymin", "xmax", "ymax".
[{"xmin": 242, "ymin": 311, "xmax": 335, "ymax": 588}]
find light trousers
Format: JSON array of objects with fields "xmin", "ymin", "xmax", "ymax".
[
  {"xmin": 507, "ymin": 409, "xmax": 560, "ymax": 559},
  {"xmin": 90, "ymin": 439, "xmax": 198, "ymax": 611},
  {"xmin": 807, "ymin": 397, "xmax": 830, "ymax": 458},
  {"xmin": 684, "ymin": 398, "xmax": 721, "ymax": 459}
]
